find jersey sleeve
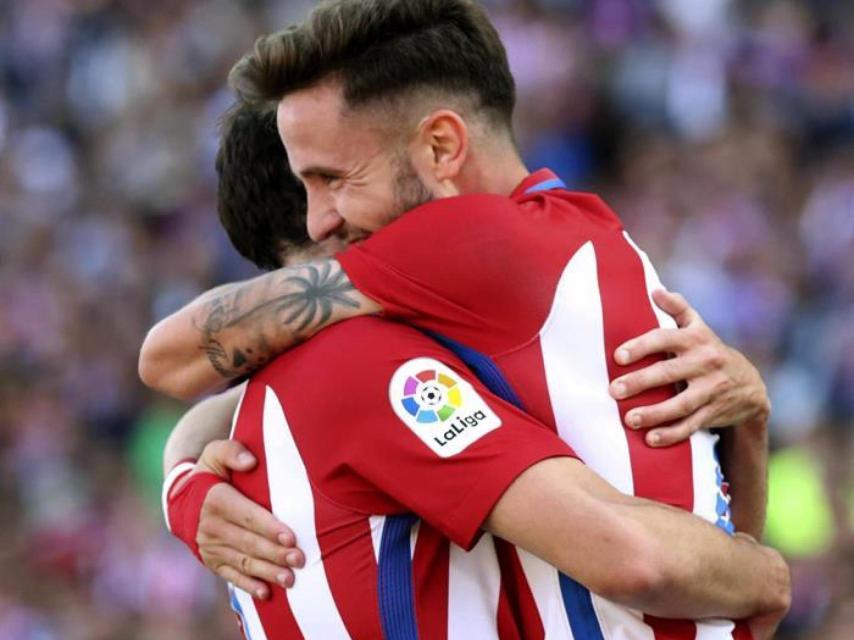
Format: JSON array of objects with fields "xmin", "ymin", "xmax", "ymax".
[
  {"xmin": 261, "ymin": 317, "xmax": 575, "ymax": 551},
  {"xmin": 336, "ymin": 194, "xmax": 549, "ymax": 353}
]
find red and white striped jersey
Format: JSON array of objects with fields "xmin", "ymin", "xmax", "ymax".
[
  {"xmin": 336, "ymin": 169, "xmax": 749, "ymax": 640},
  {"xmin": 226, "ymin": 317, "xmax": 576, "ymax": 640}
]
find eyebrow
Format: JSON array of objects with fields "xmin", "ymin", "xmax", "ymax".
[{"xmin": 296, "ymin": 165, "xmax": 345, "ymax": 180}]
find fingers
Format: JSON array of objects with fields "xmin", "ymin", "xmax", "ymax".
[
  {"xmin": 215, "ymin": 564, "xmax": 271, "ymax": 600},
  {"xmin": 610, "ymin": 357, "xmax": 695, "ymax": 401},
  {"xmin": 615, "ymin": 328, "xmax": 688, "ymax": 365},
  {"xmin": 198, "ymin": 440, "xmax": 257, "ymax": 477},
  {"xmin": 206, "ymin": 543, "xmax": 295, "ymax": 588},
  {"xmin": 205, "ymin": 483, "xmax": 294, "ymax": 545},
  {"xmin": 643, "ymin": 406, "xmax": 711, "ymax": 447},
  {"xmin": 650, "ymin": 289, "xmax": 696, "ymax": 327},
  {"xmin": 212, "ymin": 520, "xmax": 294, "ymax": 566},
  {"xmin": 623, "ymin": 384, "xmax": 711, "ymax": 431},
  {"xmin": 616, "ymin": 290, "xmax": 708, "ymax": 365}
]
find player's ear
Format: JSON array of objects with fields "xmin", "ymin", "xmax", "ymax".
[{"xmin": 410, "ymin": 109, "xmax": 468, "ymax": 195}]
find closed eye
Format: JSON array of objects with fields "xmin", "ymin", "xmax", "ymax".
[{"xmin": 299, "ymin": 167, "xmax": 345, "ymax": 188}]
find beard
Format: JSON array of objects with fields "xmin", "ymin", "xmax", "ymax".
[{"xmin": 390, "ymin": 151, "xmax": 434, "ymax": 222}]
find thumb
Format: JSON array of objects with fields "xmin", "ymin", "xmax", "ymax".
[{"xmin": 197, "ymin": 439, "xmax": 257, "ymax": 478}]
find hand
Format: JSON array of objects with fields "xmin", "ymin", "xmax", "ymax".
[
  {"xmin": 194, "ymin": 440, "xmax": 305, "ymax": 598},
  {"xmin": 735, "ymin": 533, "xmax": 790, "ymax": 639},
  {"xmin": 609, "ymin": 290, "xmax": 770, "ymax": 447}
]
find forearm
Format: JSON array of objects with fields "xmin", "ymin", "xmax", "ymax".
[
  {"xmin": 611, "ymin": 497, "xmax": 787, "ymax": 620},
  {"xmin": 139, "ymin": 259, "xmax": 377, "ymax": 400},
  {"xmin": 163, "ymin": 385, "xmax": 245, "ymax": 473},
  {"xmin": 719, "ymin": 415, "xmax": 769, "ymax": 539},
  {"xmin": 487, "ymin": 458, "xmax": 789, "ymax": 621}
]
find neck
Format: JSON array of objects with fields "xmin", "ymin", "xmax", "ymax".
[{"xmin": 457, "ymin": 139, "xmax": 529, "ymax": 196}]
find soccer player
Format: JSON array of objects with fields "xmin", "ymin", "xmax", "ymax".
[
  {"xmin": 144, "ymin": 1, "xmax": 775, "ymax": 636},
  {"xmin": 161, "ymin": 102, "xmax": 787, "ymax": 639}
]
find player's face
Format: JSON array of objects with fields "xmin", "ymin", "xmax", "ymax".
[{"xmin": 277, "ymin": 81, "xmax": 433, "ymax": 243}]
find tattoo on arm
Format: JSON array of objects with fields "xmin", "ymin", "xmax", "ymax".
[
  {"xmin": 194, "ymin": 260, "xmax": 363, "ymax": 381},
  {"xmin": 277, "ymin": 261, "xmax": 360, "ymax": 332}
]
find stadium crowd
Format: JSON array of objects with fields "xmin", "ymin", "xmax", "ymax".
[{"xmin": 0, "ymin": 0, "xmax": 851, "ymax": 638}]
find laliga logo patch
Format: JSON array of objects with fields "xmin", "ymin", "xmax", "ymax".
[{"xmin": 389, "ymin": 357, "xmax": 502, "ymax": 457}]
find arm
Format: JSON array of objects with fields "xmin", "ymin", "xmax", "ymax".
[
  {"xmin": 203, "ymin": 329, "xmax": 783, "ymax": 626},
  {"xmin": 718, "ymin": 415, "xmax": 769, "ymax": 539},
  {"xmin": 162, "ymin": 389, "xmax": 304, "ymax": 598},
  {"xmin": 139, "ymin": 260, "xmax": 380, "ymax": 400},
  {"xmin": 485, "ymin": 456, "xmax": 789, "ymax": 623},
  {"xmin": 184, "ymin": 437, "xmax": 787, "ymax": 623},
  {"xmin": 162, "ymin": 384, "xmax": 244, "ymax": 473}
]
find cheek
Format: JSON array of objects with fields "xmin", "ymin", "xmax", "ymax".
[{"xmin": 337, "ymin": 184, "xmax": 397, "ymax": 231}]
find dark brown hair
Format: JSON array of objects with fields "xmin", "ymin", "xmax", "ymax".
[
  {"xmin": 229, "ymin": 0, "xmax": 516, "ymax": 129},
  {"xmin": 216, "ymin": 103, "xmax": 310, "ymax": 271}
]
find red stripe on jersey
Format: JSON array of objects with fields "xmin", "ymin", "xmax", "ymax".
[
  {"xmin": 641, "ymin": 617, "xmax": 697, "ymax": 639},
  {"xmin": 494, "ymin": 539, "xmax": 544, "ymax": 640},
  {"xmin": 231, "ymin": 382, "xmax": 305, "ymax": 639},
  {"xmin": 498, "ymin": 338, "xmax": 560, "ymax": 433},
  {"xmin": 594, "ymin": 233, "xmax": 696, "ymax": 639},
  {"xmin": 594, "ymin": 233, "xmax": 694, "ymax": 509},
  {"xmin": 733, "ymin": 621, "xmax": 754, "ymax": 640},
  {"xmin": 412, "ymin": 524, "xmax": 450, "ymax": 640},
  {"xmin": 412, "ymin": 520, "xmax": 451, "ymax": 640},
  {"xmin": 312, "ymin": 494, "xmax": 384, "ymax": 638}
]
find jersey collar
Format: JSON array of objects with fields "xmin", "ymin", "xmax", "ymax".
[{"xmin": 512, "ymin": 169, "xmax": 567, "ymax": 199}]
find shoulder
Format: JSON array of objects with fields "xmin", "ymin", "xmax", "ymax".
[{"xmin": 252, "ymin": 317, "xmax": 459, "ymax": 394}]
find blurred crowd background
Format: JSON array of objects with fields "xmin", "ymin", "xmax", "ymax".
[{"xmin": 0, "ymin": 0, "xmax": 851, "ymax": 638}]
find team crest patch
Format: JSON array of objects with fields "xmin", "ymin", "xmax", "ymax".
[{"xmin": 389, "ymin": 357, "xmax": 502, "ymax": 457}]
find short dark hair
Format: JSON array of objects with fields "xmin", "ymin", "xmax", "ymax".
[
  {"xmin": 229, "ymin": 0, "xmax": 516, "ymax": 129},
  {"xmin": 216, "ymin": 103, "xmax": 309, "ymax": 271}
]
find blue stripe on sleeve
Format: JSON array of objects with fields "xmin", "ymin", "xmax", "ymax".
[
  {"xmin": 525, "ymin": 177, "xmax": 568, "ymax": 194},
  {"xmin": 378, "ymin": 514, "xmax": 420, "ymax": 640}
]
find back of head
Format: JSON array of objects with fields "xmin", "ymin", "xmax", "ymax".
[
  {"xmin": 230, "ymin": 0, "xmax": 516, "ymax": 131},
  {"xmin": 216, "ymin": 103, "xmax": 309, "ymax": 271}
]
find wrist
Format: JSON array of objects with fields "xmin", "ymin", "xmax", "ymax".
[
  {"xmin": 164, "ymin": 462, "xmax": 225, "ymax": 563},
  {"xmin": 162, "ymin": 459, "xmax": 198, "ymax": 531},
  {"xmin": 759, "ymin": 547, "xmax": 791, "ymax": 616},
  {"xmin": 742, "ymin": 353, "xmax": 771, "ymax": 423}
]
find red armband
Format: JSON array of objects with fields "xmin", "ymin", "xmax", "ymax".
[{"xmin": 162, "ymin": 460, "xmax": 224, "ymax": 563}]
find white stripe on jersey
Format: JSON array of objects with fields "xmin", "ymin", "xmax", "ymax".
[
  {"xmin": 516, "ymin": 550, "xmax": 574, "ymax": 639},
  {"xmin": 226, "ymin": 386, "xmax": 266, "ymax": 640},
  {"xmin": 696, "ymin": 618, "xmax": 736, "ymax": 639},
  {"xmin": 368, "ymin": 515, "xmax": 386, "ymax": 564},
  {"xmin": 588, "ymin": 596, "xmax": 655, "ymax": 640},
  {"xmin": 410, "ymin": 520, "xmax": 420, "ymax": 560},
  {"xmin": 622, "ymin": 233, "xmax": 676, "ymax": 333},
  {"xmin": 228, "ymin": 384, "xmax": 249, "ymax": 438},
  {"xmin": 232, "ymin": 586, "xmax": 269, "ymax": 640},
  {"xmin": 448, "ymin": 535, "xmax": 501, "ymax": 640},
  {"xmin": 263, "ymin": 386, "xmax": 351, "ymax": 639},
  {"xmin": 540, "ymin": 241, "xmax": 634, "ymax": 494}
]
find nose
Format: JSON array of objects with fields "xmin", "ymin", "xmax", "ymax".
[{"xmin": 306, "ymin": 189, "xmax": 345, "ymax": 242}]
